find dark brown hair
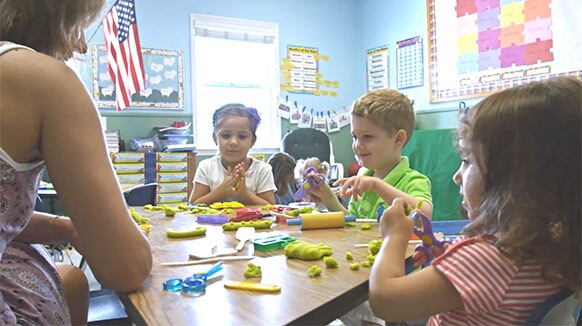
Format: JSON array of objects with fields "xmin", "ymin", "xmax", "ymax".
[
  {"xmin": 0, "ymin": 0, "xmax": 105, "ymax": 60},
  {"xmin": 351, "ymin": 89, "xmax": 415, "ymax": 145},
  {"xmin": 458, "ymin": 77, "xmax": 581, "ymax": 292},
  {"xmin": 268, "ymin": 152, "xmax": 296, "ymax": 196},
  {"xmin": 212, "ymin": 103, "xmax": 262, "ymax": 136}
]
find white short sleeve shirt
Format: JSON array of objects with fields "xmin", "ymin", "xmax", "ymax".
[{"xmin": 194, "ymin": 156, "xmax": 276, "ymax": 203}]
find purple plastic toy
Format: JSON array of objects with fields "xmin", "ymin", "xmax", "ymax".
[
  {"xmin": 294, "ymin": 167, "xmax": 325, "ymax": 201},
  {"xmin": 411, "ymin": 210, "xmax": 451, "ymax": 263}
]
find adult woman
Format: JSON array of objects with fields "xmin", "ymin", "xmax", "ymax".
[{"xmin": 0, "ymin": 1, "xmax": 152, "ymax": 324}]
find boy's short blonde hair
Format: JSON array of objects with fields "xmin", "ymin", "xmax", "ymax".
[{"xmin": 351, "ymin": 89, "xmax": 415, "ymax": 145}]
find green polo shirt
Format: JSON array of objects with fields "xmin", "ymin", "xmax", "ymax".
[{"xmin": 348, "ymin": 156, "xmax": 432, "ymax": 219}]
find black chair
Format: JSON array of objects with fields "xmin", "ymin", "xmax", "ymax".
[
  {"xmin": 123, "ymin": 183, "xmax": 158, "ymax": 206},
  {"xmin": 87, "ymin": 183, "xmax": 157, "ymax": 325},
  {"xmin": 282, "ymin": 128, "xmax": 331, "ymax": 164},
  {"xmin": 281, "ymin": 128, "xmax": 344, "ymax": 182}
]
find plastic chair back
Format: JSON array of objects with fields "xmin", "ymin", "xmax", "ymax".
[
  {"xmin": 526, "ymin": 289, "xmax": 581, "ymax": 326},
  {"xmin": 123, "ymin": 183, "xmax": 157, "ymax": 206},
  {"xmin": 282, "ymin": 128, "xmax": 331, "ymax": 164}
]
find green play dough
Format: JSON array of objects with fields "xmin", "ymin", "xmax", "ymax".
[
  {"xmin": 308, "ymin": 265, "xmax": 322, "ymax": 277},
  {"xmin": 368, "ymin": 239, "xmax": 382, "ymax": 255},
  {"xmin": 323, "ymin": 256, "xmax": 338, "ymax": 268},
  {"xmin": 243, "ymin": 263, "xmax": 262, "ymax": 278},
  {"xmin": 284, "ymin": 241, "xmax": 333, "ymax": 260}
]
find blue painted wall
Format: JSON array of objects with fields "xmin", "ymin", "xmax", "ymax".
[
  {"xmin": 86, "ymin": 0, "xmax": 362, "ymax": 115},
  {"xmin": 82, "ymin": 0, "xmax": 480, "ymax": 168}
]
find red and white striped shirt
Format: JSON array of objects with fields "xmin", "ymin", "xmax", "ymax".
[{"xmin": 428, "ymin": 236, "xmax": 562, "ymax": 325}]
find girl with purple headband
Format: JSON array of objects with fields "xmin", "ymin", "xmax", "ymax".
[{"xmin": 189, "ymin": 104, "xmax": 276, "ymax": 205}]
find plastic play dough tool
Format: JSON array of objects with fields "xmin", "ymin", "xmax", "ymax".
[
  {"xmin": 189, "ymin": 248, "xmax": 238, "ymax": 260},
  {"xmin": 161, "ymin": 255, "xmax": 255, "ymax": 267},
  {"xmin": 235, "ymin": 227, "xmax": 255, "ymax": 251},
  {"xmin": 251, "ymin": 234, "xmax": 296, "ymax": 252},
  {"xmin": 223, "ymin": 281, "xmax": 281, "ymax": 293},
  {"xmin": 287, "ymin": 212, "xmax": 356, "ymax": 229}
]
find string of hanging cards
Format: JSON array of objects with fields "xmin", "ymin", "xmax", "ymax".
[{"xmin": 277, "ymin": 96, "xmax": 350, "ymax": 134}]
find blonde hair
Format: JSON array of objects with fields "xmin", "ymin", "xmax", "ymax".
[
  {"xmin": 351, "ymin": 89, "xmax": 415, "ymax": 145},
  {"xmin": 0, "ymin": 0, "xmax": 106, "ymax": 60}
]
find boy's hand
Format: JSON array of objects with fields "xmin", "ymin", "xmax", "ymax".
[
  {"xmin": 379, "ymin": 198, "xmax": 414, "ymax": 240},
  {"xmin": 334, "ymin": 176, "xmax": 377, "ymax": 202},
  {"xmin": 306, "ymin": 172, "xmax": 334, "ymax": 203}
]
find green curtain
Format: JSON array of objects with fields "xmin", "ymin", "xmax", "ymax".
[{"xmin": 403, "ymin": 129, "xmax": 463, "ymax": 221}]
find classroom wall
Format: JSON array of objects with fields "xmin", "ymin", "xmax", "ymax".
[
  {"xmin": 83, "ymin": 0, "xmax": 484, "ymax": 169},
  {"xmin": 84, "ymin": 0, "xmax": 362, "ymax": 167},
  {"xmin": 357, "ymin": 0, "xmax": 483, "ymax": 129}
]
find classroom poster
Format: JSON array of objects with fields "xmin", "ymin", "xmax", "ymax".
[
  {"xmin": 285, "ymin": 45, "xmax": 319, "ymax": 93},
  {"xmin": 396, "ymin": 36, "xmax": 424, "ymax": 89},
  {"xmin": 366, "ymin": 45, "xmax": 390, "ymax": 91},
  {"xmin": 428, "ymin": 0, "xmax": 582, "ymax": 102}
]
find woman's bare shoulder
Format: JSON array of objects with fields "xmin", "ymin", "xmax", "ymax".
[
  {"xmin": 1, "ymin": 49, "xmax": 80, "ymax": 92},
  {"xmin": 1, "ymin": 49, "xmax": 90, "ymax": 113}
]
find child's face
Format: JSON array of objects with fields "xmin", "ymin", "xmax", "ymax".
[
  {"xmin": 351, "ymin": 115, "xmax": 401, "ymax": 176},
  {"xmin": 453, "ymin": 140, "xmax": 484, "ymax": 220},
  {"xmin": 213, "ymin": 116, "xmax": 256, "ymax": 164}
]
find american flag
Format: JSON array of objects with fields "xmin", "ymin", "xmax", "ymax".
[{"xmin": 102, "ymin": 0, "xmax": 146, "ymax": 111}]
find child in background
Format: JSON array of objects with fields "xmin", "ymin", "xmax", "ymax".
[
  {"xmin": 267, "ymin": 152, "xmax": 297, "ymax": 205},
  {"xmin": 309, "ymin": 89, "xmax": 433, "ymax": 219},
  {"xmin": 296, "ymin": 157, "xmax": 330, "ymax": 211},
  {"xmin": 369, "ymin": 77, "xmax": 581, "ymax": 324},
  {"xmin": 189, "ymin": 104, "xmax": 276, "ymax": 205}
]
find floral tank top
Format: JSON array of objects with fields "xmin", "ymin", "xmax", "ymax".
[{"xmin": 0, "ymin": 41, "xmax": 71, "ymax": 325}]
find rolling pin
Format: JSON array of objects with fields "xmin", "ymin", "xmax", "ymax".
[{"xmin": 287, "ymin": 212, "xmax": 356, "ymax": 229}]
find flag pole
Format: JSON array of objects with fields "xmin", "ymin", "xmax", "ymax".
[{"xmin": 86, "ymin": 1, "xmax": 118, "ymax": 43}]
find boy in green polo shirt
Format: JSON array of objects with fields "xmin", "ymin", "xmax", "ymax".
[
  {"xmin": 309, "ymin": 89, "xmax": 433, "ymax": 325},
  {"xmin": 310, "ymin": 88, "xmax": 433, "ymax": 219}
]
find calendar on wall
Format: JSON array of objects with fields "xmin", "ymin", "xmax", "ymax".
[{"xmin": 396, "ymin": 36, "xmax": 424, "ymax": 89}]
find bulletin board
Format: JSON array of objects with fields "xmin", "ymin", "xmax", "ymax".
[
  {"xmin": 427, "ymin": 0, "xmax": 582, "ymax": 102},
  {"xmin": 92, "ymin": 45, "xmax": 184, "ymax": 109}
]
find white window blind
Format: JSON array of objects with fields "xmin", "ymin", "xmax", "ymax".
[{"xmin": 190, "ymin": 14, "xmax": 280, "ymax": 153}]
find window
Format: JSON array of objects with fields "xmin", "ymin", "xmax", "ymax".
[{"xmin": 190, "ymin": 14, "xmax": 280, "ymax": 154}]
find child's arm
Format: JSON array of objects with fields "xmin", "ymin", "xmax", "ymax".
[
  {"xmin": 338, "ymin": 176, "xmax": 433, "ymax": 217},
  {"xmin": 189, "ymin": 182, "xmax": 228, "ymax": 205},
  {"xmin": 14, "ymin": 212, "xmax": 76, "ymax": 246},
  {"xmin": 369, "ymin": 198, "xmax": 461, "ymax": 322},
  {"xmin": 309, "ymin": 177, "xmax": 349, "ymax": 214}
]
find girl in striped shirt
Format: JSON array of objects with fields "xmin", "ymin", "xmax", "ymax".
[{"xmin": 368, "ymin": 77, "xmax": 581, "ymax": 325}]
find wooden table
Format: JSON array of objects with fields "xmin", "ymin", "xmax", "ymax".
[{"xmin": 119, "ymin": 208, "xmax": 415, "ymax": 325}]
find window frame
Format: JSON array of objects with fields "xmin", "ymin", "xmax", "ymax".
[{"xmin": 190, "ymin": 13, "xmax": 281, "ymax": 156}]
